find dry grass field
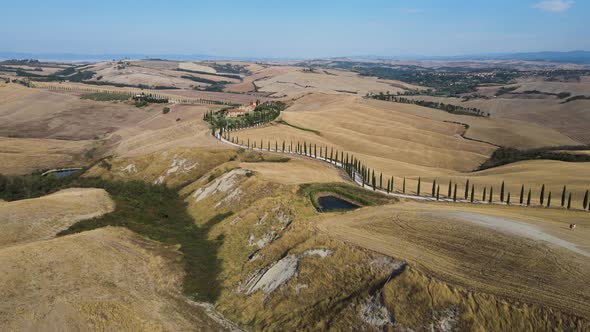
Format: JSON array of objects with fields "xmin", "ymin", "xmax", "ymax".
[
  {"xmin": 107, "ymin": 103, "xmax": 225, "ymax": 157},
  {"xmin": 251, "ymin": 66, "xmax": 422, "ymax": 98},
  {"xmin": 0, "ymin": 188, "xmax": 114, "ymax": 248},
  {"xmin": 0, "ymin": 83, "xmax": 227, "ymax": 174},
  {"xmin": 85, "ymin": 148, "xmax": 236, "ymax": 187},
  {"xmin": 233, "ymin": 93, "xmax": 495, "ymax": 172},
  {"xmin": 405, "ymin": 94, "xmax": 590, "ymax": 144},
  {"xmin": 0, "ymin": 84, "xmax": 157, "ymax": 140},
  {"xmin": 232, "ymin": 93, "xmax": 590, "ymax": 206},
  {"xmin": 0, "ymin": 227, "xmax": 231, "ymax": 331},
  {"xmin": 239, "ymin": 158, "xmax": 346, "ymax": 185},
  {"xmin": 83, "ymin": 60, "xmax": 241, "ymax": 90},
  {"xmin": 4, "ymin": 58, "xmax": 590, "ymax": 330},
  {"xmin": 317, "ymin": 200, "xmax": 590, "ymax": 319},
  {"xmin": 0, "ymin": 137, "xmax": 93, "ymax": 174},
  {"xmin": 177, "ymin": 164, "xmax": 588, "ymax": 330}
]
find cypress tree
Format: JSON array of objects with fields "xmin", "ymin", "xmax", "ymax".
[
  {"xmin": 379, "ymin": 173, "xmax": 383, "ymax": 189},
  {"xmin": 275, "ymin": 141, "xmax": 278, "ymax": 151},
  {"xmin": 436, "ymin": 186, "xmax": 440, "ymax": 201},
  {"xmin": 547, "ymin": 192, "xmax": 551, "ymax": 208},
  {"xmin": 448, "ymin": 180, "xmax": 452, "ymax": 198},
  {"xmin": 282, "ymin": 141, "xmax": 285, "ymax": 152},
  {"xmin": 519, "ymin": 185, "xmax": 524, "ymax": 205},
  {"xmin": 500, "ymin": 181, "xmax": 505, "ymax": 202},
  {"xmin": 583, "ymin": 190, "xmax": 589, "ymax": 210},
  {"xmin": 527, "ymin": 189, "xmax": 532, "ymax": 206},
  {"xmin": 540, "ymin": 184, "xmax": 545, "ymax": 205},
  {"xmin": 387, "ymin": 179, "xmax": 391, "ymax": 194},
  {"xmin": 391, "ymin": 176, "xmax": 394, "ymax": 192},
  {"xmin": 453, "ymin": 183, "xmax": 457, "ymax": 202},
  {"xmin": 489, "ymin": 187, "xmax": 493, "ymax": 203},
  {"xmin": 314, "ymin": 144, "xmax": 317, "ymax": 158},
  {"xmin": 372, "ymin": 173, "xmax": 376, "ymax": 191},
  {"xmin": 247, "ymin": 138, "xmax": 250, "ymax": 148},
  {"xmin": 465, "ymin": 179, "xmax": 470, "ymax": 200},
  {"xmin": 330, "ymin": 148, "xmax": 333, "ymax": 162},
  {"xmin": 417, "ymin": 177, "xmax": 421, "ymax": 196},
  {"xmin": 432, "ymin": 180, "xmax": 437, "ymax": 197},
  {"xmin": 403, "ymin": 178, "xmax": 406, "ymax": 194},
  {"xmin": 261, "ymin": 139, "xmax": 263, "ymax": 150},
  {"xmin": 470, "ymin": 184, "xmax": 475, "ymax": 203},
  {"xmin": 482, "ymin": 187, "xmax": 486, "ymax": 201},
  {"xmin": 561, "ymin": 186, "xmax": 567, "ymax": 207},
  {"xmin": 507, "ymin": 192, "xmax": 511, "ymax": 205},
  {"xmin": 567, "ymin": 193, "xmax": 572, "ymax": 210},
  {"xmin": 268, "ymin": 141, "xmax": 270, "ymax": 151},
  {"xmin": 304, "ymin": 142, "xmax": 307, "ymax": 155}
]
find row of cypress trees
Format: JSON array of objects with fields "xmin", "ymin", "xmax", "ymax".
[
  {"xmin": 37, "ymin": 82, "xmax": 232, "ymax": 105},
  {"xmin": 220, "ymin": 132, "xmax": 590, "ymax": 211}
]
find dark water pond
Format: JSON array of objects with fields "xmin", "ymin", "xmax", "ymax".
[
  {"xmin": 47, "ymin": 169, "xmax": 80, "ymax": 178},
  {"xmin": 318, "ymin": 196, "xmax": 359, "ymax": 212}
]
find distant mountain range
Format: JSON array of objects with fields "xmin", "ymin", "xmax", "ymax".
[
  {"xmin": 1, "ymin": 51, "xmax": 589, "ymax": 64},
  {"xmin": 390, "ymin": 51, "xmax": 590, "ymax": 64}
]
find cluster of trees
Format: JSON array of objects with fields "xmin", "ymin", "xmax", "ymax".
[
  {"xmin": 317, "ymin": 61, "xmax": 520, "ymax": 96},
  {"xmin": 204, "ymin": 101, "xmax": 286, "ymax": 134},
  {"xmin": 35, "ymin": 83, "xmax": 232, "ymax": 106},
  {"xmin": 209, "ymin": 63, "xmax": 250, "ymax": 75},
  {"xmin": 132, "ymin": 93, "xmax": 169, "ymax": 104},
  {"xmin": 0, "ymin": 59, "xmax": 41, "ymax": 65},
  {"xmin": 370, "ymin": 92, "xmax": 488, "ymax": 117},
  {"xmin": 16, "ymin": 68, "xmax": 96, "ymax": 82},
  {"xmin": 0, "ymin": 172, "xmax": 80, "ymax": 201},
  {"xmin": 495, "ymin": 86, "xmax": 572, "ymax": 99},
  {"xmin": 479, "ymin": 146, "xmax": 590, "ymax": 170},
  {"xmin": 562, "ymin": 95, "xmax": 590, "ymax": 104},
  {"xmin": 215, "ymin": 133, "xmax": 590, "ymax": 211},
  {"xmin": 181, "ymin": 75, "xmax": 231, "ymax": 92}
]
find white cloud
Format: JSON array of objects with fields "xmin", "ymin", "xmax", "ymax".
[{"xmin": 533, "ymin": 0, "xmax": 574, "ymax": 13}]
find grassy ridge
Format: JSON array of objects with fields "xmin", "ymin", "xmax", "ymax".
[
  {"xmin": 0, "ymin": 172, "xmax": 226, "ymax": 302},
  {"xmin": 57, "ymin": 178, "xmax": 226, "ymax": 302}
]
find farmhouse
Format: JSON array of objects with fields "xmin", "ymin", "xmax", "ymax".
[{"xmin": 226, "ymin": 101, "xmax": 258, "ymax": 118}]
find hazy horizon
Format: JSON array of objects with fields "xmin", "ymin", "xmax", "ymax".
[{"xmin": 2, "ymin": 0, "xmax": 589, "ymax": 59}]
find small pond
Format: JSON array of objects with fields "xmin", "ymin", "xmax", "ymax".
[
  {"xmin": 317, "ymin": 196, "xmax": 359, "ymax": 212},
  {"xmin": 44, "ymin": 169, "xmax": 81, "ymax": 178}
]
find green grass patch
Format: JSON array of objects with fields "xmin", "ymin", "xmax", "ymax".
[
  {"xmin": 277, "ymin": 120, "xmax": 321, "ymax": 135},
  {"xmin": 241, "ymin": 150, "xmax": 291, "ymax": 163},
  {"xmin": 81, "ymin": 92, "xmax": 131, "ymax": 102}
]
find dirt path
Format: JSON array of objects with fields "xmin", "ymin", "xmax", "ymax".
[{"xmin": 441, "ymin": 211, "xmax": 590, "ymax": 257}]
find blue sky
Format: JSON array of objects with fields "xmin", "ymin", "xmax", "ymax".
[{"xmin": 1, "ymin": 0, "xmax": 588, "ymax": 58}]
